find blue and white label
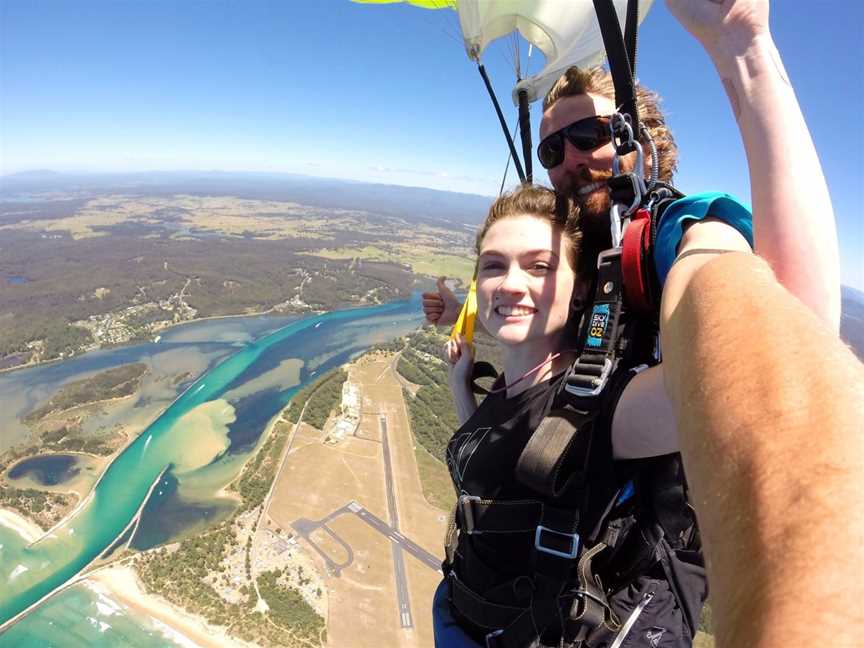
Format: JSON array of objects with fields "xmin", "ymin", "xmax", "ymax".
[{"xmin": 586, "ymin": 303, "xmax": 610, "ymax": 348}]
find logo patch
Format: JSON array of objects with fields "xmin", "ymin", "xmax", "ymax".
[
  {"xmin": 645, "ymin": 627, "xmax": 666, "ymax": 647},
  {"xmin": 586, "ymin": 303, "xmax": 610, "ymax": 347}
]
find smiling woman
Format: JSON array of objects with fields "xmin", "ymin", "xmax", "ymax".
[{"xmin": 432, "ymin": 183, "xmax": 710, "ymax": 648}]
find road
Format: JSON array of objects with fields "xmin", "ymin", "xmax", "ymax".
[{"xmin": 291, "ymin": 502, "xmax": 441, "ymax": 574}]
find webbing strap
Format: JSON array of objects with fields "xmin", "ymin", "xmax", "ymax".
[
  {"xmin": 515, "ymin": 406, "xmax": 594, "ymax": 499},
  {"xmin": 448, "ymin": 572, "xmax": 527, "ymax": 630},
  {"xmin": 565, "ymin": 249, "xmax": 626, "ymax": 400},
  {"xmin": 448, "ymin": 573, "xmax": 568, "ymax": 648},
  {"xmin": 565, "ymin": 542, "xmax": 620, "ymax": 643},
  {"xmin": 456, "ymin": 496, "xmax": 545, "ymax": 535},
  {"xmin": 592, "ymin": 0, "xmax": 640, "ymax": 140},
  {"xmin": 449, "ymin": 543, "xmax": 619, "ymax": 648}
]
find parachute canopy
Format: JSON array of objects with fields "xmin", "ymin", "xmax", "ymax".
[{"xmin": 358, "ymin": 0, "xmax": 654, "ymax": 104}]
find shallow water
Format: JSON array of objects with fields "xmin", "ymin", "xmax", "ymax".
[{"xmin": 0, "ymin": 295, "xmax": 424, "ymax": 636}]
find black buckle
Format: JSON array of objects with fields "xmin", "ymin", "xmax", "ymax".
[
  {"xmin": 534, "ymin": 526, "xmax": 580, "ymax": 559},
  {"xmin": 458, "ymin": 495, "xmax": 481, "ymax": 535},
  {"xmin": 485, "ymin": 629, "xmax": 504, "ymax": 648}
]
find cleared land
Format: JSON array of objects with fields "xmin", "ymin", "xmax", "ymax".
[
  {"xmin": 0, "ymin": 191, "xmax": 473, "ymax": 369},
  {"xmin": 267, "ymin": 354, "xmax": 447, "ymax": 648}
]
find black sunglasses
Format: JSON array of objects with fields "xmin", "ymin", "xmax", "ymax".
[{"xmin": 537, "ymin": 115, "xmax": 612, "ymax": 169}]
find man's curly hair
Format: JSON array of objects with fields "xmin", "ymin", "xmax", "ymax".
[{"xmin": 544, "ymin": 66, "xmax": 678, "ymax": 183}]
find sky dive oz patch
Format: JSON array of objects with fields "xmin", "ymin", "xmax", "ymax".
[{"xmin": 587, "ymin": 303, "xmax": 610, "ymax": 348}]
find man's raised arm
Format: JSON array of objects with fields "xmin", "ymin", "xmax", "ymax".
[{"xmin": 667, "ymin": 0, "xmax": 841, "ymax": 330}]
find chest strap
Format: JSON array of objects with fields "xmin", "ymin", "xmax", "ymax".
[{"xmin": 514, "ymin": 405, "xmax": 594, "ymax": 500}]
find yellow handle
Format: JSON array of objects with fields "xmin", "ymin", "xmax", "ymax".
[{"xmin": 450, "ymin": 278, "xmax": 478, "ymax": 345}]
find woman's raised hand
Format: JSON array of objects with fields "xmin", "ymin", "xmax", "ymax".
[
  {"xmin": 445, "ymin": 334, "xmax": 474, "ymax": 388},
  {"xmin": 422, "ymin": 277, "xmax": 462, "ymax": 326}
]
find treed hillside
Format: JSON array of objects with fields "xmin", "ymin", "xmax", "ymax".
[
  {"xmin": 285, "ymin": 368, "xmax": 348, "ymax": 430},
  {"xmin": 397, "ymin": 327, "xmax": 503, "ymax": 462}
]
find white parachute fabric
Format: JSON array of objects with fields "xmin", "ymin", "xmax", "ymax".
[{"xmin": 454, "ymin": 0, "xmax": 654, "ymax": 105}]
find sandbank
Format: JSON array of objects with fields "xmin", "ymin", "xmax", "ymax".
[
  {"xmin": 0, "ymin": 507, "xmax": 43, "ymax": 543},
  {"xmin": 88, "ymin": 564, "xmax": 255, "ymax": 648}
]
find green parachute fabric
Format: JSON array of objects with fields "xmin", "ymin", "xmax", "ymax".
[{"xmin": 356, "ymin": 0, "xmax": 654, "ymax": 104}]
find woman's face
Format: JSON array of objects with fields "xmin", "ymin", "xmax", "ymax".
[{"xmin": 476, "ymin": 214, "xmax": 578, "ymax": 353}]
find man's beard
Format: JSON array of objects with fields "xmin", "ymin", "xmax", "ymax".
[{"xmin": 561, "ymin": 168, "xmax": 614, "ymax": 253}]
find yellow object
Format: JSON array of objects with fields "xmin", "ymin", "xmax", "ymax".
[
  {"xmin": 450, "ymin": 277, "xmax": 477, "ymax": 344},
  {"xmin": 353, "ymin": 0, "xmax": 456, "ymax": 8}
]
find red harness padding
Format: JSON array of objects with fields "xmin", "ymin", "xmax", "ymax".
[{"xmin": 621, "ymin": 207, "xmax": 654, "ymax": 314}]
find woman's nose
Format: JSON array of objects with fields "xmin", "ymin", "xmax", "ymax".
[{"xmin": 497, "ymin": 266, "xmax": 527, "ymax": 294}]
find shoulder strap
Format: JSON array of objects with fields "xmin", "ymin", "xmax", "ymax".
[{"xmin": 514, "ymin": 405, "xmax": 594, "ymax": 499}]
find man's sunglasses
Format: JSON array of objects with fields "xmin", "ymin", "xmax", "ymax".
[{"xmin": 537, "ymin": 115, "xmax": 612, "ymax": 169}]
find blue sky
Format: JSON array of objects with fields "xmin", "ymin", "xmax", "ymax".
[{"xmin": 1, "ymin": 1, "xmax": 862, "ymax": 288}]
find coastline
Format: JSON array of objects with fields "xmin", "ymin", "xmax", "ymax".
[
  {"xmin": 0, "ymin": 282, "xmax": 419, "ymax": 378},
  {"xmin": 0, "ymin": 304, "xmax": 321, "ymax": 377},
  {"xmin": 87, "ymin": 564, "xmax": 255, "ymax": 648},
  {"xmin": 0, "ymin": 507, "xmax": 43, "ymax": 543}
]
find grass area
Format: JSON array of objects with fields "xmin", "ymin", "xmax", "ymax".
[
  {"xmin": 308, "ymin": 245, "xmax": 474, "ymax": 284},
  {"xmin": 693, "ymin": 631, "xmax": 715, "ymax": 648},
  {"xmin": 413, "ymin": 444, "xmax": 455, "ymax": 511}
]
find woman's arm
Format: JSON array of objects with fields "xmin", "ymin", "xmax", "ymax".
[
  {"xmin": 611, "ymin": 365, "xmax": 678, "ymax": 459},
  {"xmin": 666, "ymin": 0, "xmax": 841, "ymax": 330}
]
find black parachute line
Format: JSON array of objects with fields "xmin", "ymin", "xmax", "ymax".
[
  {"xmin": 478, "ymin": 63, "xmax": 527, "ymax": 184},
  {"xmin": 592, "ymin": 0, "xmax": 641, "ymax": 141}
]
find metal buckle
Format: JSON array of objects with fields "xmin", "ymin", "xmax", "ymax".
[
  {"xmin": 564, "ymin": 358, "xmax": 613, "ymax": 398},
  {"xmin": 485, "ymin": 629, "xmax": 504, "ymax": 648},
  {"xmin": 534, "ymin": 525, "xmax": 580, "ymax": 559},
  {"xmin": 458, "ymin": 494, "xmax": 481, "ymax": 535}
]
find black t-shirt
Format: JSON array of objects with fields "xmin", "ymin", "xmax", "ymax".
[
  {"xmin": 446, "ymin": 375, "xmax": 565, "ymax": 590},
  {"xmin": 447, "ymin": 375, "xmax": 561, "ymax": 500}
]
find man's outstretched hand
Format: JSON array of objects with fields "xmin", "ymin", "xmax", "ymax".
[
  {"xmin": 665, "ymin": 0, "xmax": 768, "ymax": 53},
  {"xmin": 422, "ymin": 276, "xmax": 463, "ymax": 327}
]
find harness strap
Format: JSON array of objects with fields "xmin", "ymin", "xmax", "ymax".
[
  {"xmin": 565, "ymin": 249, "xmax": 627, "ymax": 404},
  {"xmin": 592, "ymin": 0, "xmax": 640, "ymax": 148},
  {"xmin": 448, "ymin": 543, "xmax": 621, "ymax": 648},
  {"xmin": 565, "ymin": 542, "xmax": 620, "ymax": 645},
  {"xmin": 456, "ymin": 496, "xmax": 543, "ymax": 535},
  {"xmin": 448, "ymin": 572, "xmax": 527, "ymax": 631},
  {"xmin": 448, "ymin": 572, "xmax": 571, "ymax": 648},
  {"xmin": 515, "ymin": 406, "xmax": 594, "ymax": 499}
]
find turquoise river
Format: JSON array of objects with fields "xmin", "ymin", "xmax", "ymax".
[{"xmin": 0, "ymin": 294, "xmax": 424, "ymax": 644}]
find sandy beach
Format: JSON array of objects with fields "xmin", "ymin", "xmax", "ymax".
[
  {"xmin": 87, "ymin": 564, "xmax": 255, "ymax": 648},
  {"xmin": 0, "ymin": 507, "xmax": 43, "ymax": 543}
]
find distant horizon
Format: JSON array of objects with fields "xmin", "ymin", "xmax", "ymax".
[
  {"xmin": 2, "ymin": 166, "xmax": 862, "ymax": 292},
  {"xmin": 0, "ymin": 167, "xmax": 499, "ymax": 199}
]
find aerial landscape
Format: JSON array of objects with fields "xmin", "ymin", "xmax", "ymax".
[
  {"xmin": 0, "ymin": 172, "xmax": 489, "ymax": 647},
  {"xmin": 2, "ymin": 2, "xmax": 862, "ymax": 647},
  {"xmin": 1, "ymin": 171, "xmax": 862, "ymax": 648}
]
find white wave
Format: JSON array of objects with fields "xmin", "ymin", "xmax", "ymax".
[{"xmin": 9, "ymin": 564, "xmax": 28, "ymax": 580}]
